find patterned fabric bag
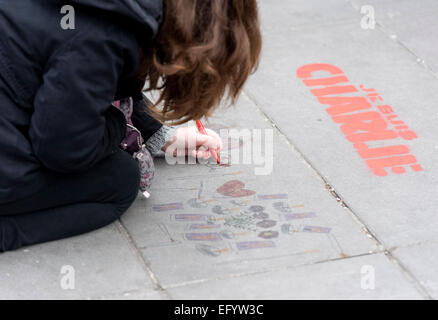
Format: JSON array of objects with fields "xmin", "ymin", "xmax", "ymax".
[{"xmin": 112, "ymin": 98, "xmax": 155, "ymax": 198}]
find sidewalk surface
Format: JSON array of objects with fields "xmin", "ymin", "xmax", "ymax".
[{"xmin": 1, "ymin": 0, "xmax": 438, "ymax": 299}]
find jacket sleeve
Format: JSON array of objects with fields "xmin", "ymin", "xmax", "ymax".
[
  {"xmin": 131, "ymin": 94, "xmax": 163, "ymax": 141},
  {"xmin": 130, "ymin": 92, "xmax": 177, "ymax": 157},
  {"xmin": 29, "ymin": 32, "xmax": 131, "ymax": 173}
]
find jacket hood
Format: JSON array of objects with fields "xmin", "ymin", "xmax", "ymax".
[{"xmin": 72, "ymin": 0, "xmax": 163, "ymax": 36}]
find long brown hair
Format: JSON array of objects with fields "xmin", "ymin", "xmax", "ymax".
[{"xmin": 138, "ymin": 0, "xmax": 262, "ymax": 125}]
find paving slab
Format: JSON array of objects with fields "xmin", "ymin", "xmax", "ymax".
[
  {"xmin": 0, "ymin": 223, "xmax": 159, "ymax": 299},
  {"xmin": 259, "ymin": 0, "xmax": 359, "ymax": 32},
  {"xmin": 349, "ymin": 0, "xmax": 438, "ymax": 75},
  {"xmin": 121, "ymin": 93, "xmax": 379, "ymax": 289},
  {"xmin": 166, "ymin": 253, "xmax": 423, "ymax": 300},
  {"xmin": 391, "ymin": 241, "xmax": 438, "ymax": 299},
  {"xmin": 2, "ymin": 0, "xmax": 436, "ymax": 300},
  {"xmin": 245, "ymin": 0, "xmax": 438, "ymax": 249}
]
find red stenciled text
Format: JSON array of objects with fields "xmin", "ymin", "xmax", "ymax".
[{"xmin": 297, "ymin": 63, "xmax": 423, "ymax": 177}]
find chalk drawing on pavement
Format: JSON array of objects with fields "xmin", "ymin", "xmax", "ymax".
[{"xmin": 154, "ymin": 179, "xmax": 334, "ymax": 259}]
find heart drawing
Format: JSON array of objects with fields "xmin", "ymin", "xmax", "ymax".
[{"xmin": 216, "ymin": 180, "xmax": 256, "ymax": 198}]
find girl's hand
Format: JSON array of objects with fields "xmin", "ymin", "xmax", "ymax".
[{"xmin": 162, "ymin": 126, "xmax": 223, "ymax": 159}]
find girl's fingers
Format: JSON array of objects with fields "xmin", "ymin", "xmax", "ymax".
[
  {"xmin": 204, "ymin": 129, "xmax": 223, "ymax": 152},
  {"xmin": 189, "ymin": 128, "xmax": 223, "ymax": 159},
  {"xmin": 190, "ymin": 149, "xmax": 211, "ymax": 160},
  {"xmin": 195, "ymin": 133, "xmax": 218, "ymax": 150},
  {"xmin": 197, "ymin": 150, "xmax": 211, "ymax": 159}
]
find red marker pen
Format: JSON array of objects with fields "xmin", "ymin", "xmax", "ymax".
[{"xmin": 195, "ymin": 120, "xmax": 220, "ymax": 164}]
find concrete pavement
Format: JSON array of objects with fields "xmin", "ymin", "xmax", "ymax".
[{"xmin": 1, "ymin": 0, "xmax": 437, "ymax": 299}]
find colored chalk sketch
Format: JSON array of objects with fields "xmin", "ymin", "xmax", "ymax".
[
  {"xmin": 224, "ymin": 213, "xmax": 257, "ymax": 231},
  {"xmin": 230, "ymin": 200, "xmax": 251, "ymax": 207},
  {"xmin": 158, "ymin": 182, "xmax": 331, "ymax": 258},
  {"xmin": 273, "ymin": 201, "xmax": 293, "ymax": 213},
  {"xmin": 253, "ymin": 212, "xmax": 269, "ymax": 219},
  {"xmin": 256, "ymin": 220, "xmax": 277, "ymax": 228},
  {"xmin": 187, "ymin": 198, "xmax": 209, "ymax": 208},
  {"xmin": 153, "ymin": 202, "xmax": 183, "ymax": 212},
  {"xmin": 303, "ymin": 226, "xmax": 331, "ymax": 234},
  {"xmin": 173, "ymin": 214, "xmax": 215, "ymax": 224},
  {"xmin": 189, "ymin": 224, "xmax": 221, "ymax": 230},
  {"xmin": 236, "ymin": 241, "xmax": 275, "ymax": 250},
  {"xmin": 249, "ymin": 205, "xmax": 265, "ymax": 212},
  {"xmin": 212, "ymin": 205, "xmax": 231, "ymax": 215},
  {"xmin": 258, "ymin": 230, "xmax": 279, "ymax": 239},
  {"xmin": 196, "ymin": 244, "xmax": 229, "ymax": 257},
  {"xmin": 216, "ymin": 180, "xmax": 256, "ymax": 197},
  {"xmin": 185, "ymin": 233, "xmax": 222, "ymax": 241},
  {"xmin": 281, "ymin": 224, "xmax": 300, "ymax": 234}
]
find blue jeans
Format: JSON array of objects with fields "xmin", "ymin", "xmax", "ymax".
[{"xmin": 0, "ymin": 150, "xmax": 140, "ymax": 252}]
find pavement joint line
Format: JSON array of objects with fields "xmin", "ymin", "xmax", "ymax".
[
  {"xmin": 114, "ymin": 220, "xmax": 170, "ymax": 298},
  {"xmin": 241, "ymin": 89, "xmax": 431, "ymax": 299},
  {"xmin": 161, "ymin": 278, "xmax": 212, "ymax": 290},
  {"xmin": 160, "ymin": 250, "xmax": 388, "ymax": 291},
  {"xmin": 345, "ymin": 0, "xmax": 438, "ymax": 78},
  {"xmin": 388, "ymin": 239, "xmax": 438, "ymax": 252},
  {"xmin": 382, "ymin": 250, "xmax": 433, "ymax": 300},
  {"xmin": 378, "ymin": 25, "xmax": 438, "ymax": 78},
  {"xmin": 342, "ymin": 2, "xmax": 438, "ymax": 299},
  {"xmin": 226, "ymin": 251, "xmax": 386, "ymax": 268},
  {"xmin": 85, "ymin": 288, "xmax": 165, "ymax": 300},
  {"xmin": 311, "ymin": 251, "xmax": 383, "ymax": 265}
]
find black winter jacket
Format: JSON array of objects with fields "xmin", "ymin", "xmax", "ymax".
[{"xmin": 0, "ymin": 0, "xmax": 163, "ymax": 203}]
